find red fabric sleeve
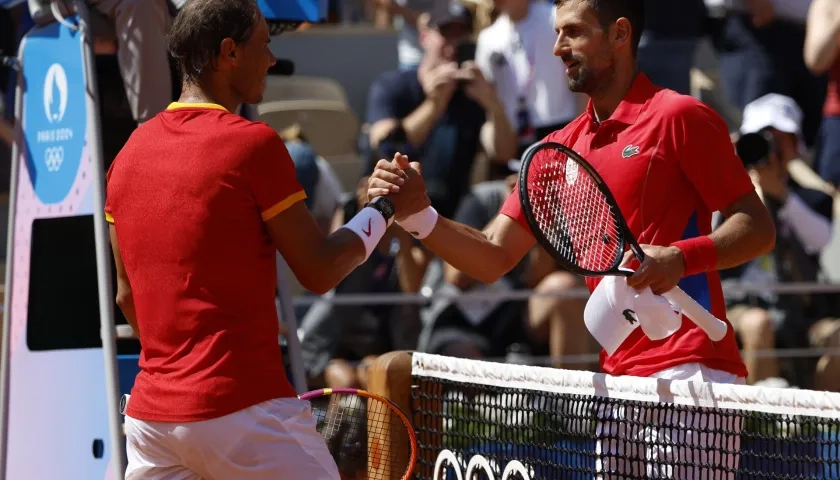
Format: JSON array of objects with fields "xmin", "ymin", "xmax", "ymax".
[
  {"xmin": 500, "ymin": 131, "xmax": 566, "ymax": 232},
  {"xmin": 241, "ymin": 126, "xmax": 307, "ymax": 221},
  {"xmin": 672, "ymin": 99, "xmax": 754, "ymax": 212},
  {"xmin": 499, "ymin": 184, "xmax": 531, "ymax": 232}
]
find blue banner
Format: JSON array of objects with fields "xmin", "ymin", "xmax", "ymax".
[
  {"xmin": 21, "ymin": 18, "xmax": 86, "ymax": 205},
  {"xmin": 257, "ymin": 0, "xmax": 327, "ymax": 22}
]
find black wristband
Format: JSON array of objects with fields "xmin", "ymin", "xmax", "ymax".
[{"xmin": 367, "ymin": 196, "xmax": 395, "ymax": 223}]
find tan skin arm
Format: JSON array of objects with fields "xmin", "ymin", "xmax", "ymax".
[
  {"xmin": 331, "ymin": 187, "xmax": 430, "ymax": 293},
  {"xmin": 424, "ymin": 214, "xmax": 535, "ymax": 285},
  {"xmin": 804, "ymin": 0, "xmax": 840, "ymax": 74},
  {"xmin": 709, "ymin": 190, "xmax": 776, "ymax": 270},
  {"xmin": 109, "ymin": 225, "xmax": 139, "ymax": 336},
  {"xmin": 266, "ymin": 201, "xmax": 367, "ymax": 295}
]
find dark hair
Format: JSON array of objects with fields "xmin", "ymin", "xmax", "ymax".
[
  {"xmin": 168, "ymin": 0, "xmax": 262, "ymax": 83},
  {"xmin": 554, "ymin": 0, "xmax": 645, "ymax": 55}
]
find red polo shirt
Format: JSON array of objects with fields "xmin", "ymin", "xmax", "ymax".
[
  {"xmin": 105, "ymin": 102, "xmax": 301, "ymax": 422},
  {"xmin": 501, "ymin": 74, "xmax": 752, "ymax": 378}
]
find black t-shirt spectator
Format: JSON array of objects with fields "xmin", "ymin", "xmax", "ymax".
[{"xmin": 366, "ymin": 68, "xmax": 486, "ymax": 217}]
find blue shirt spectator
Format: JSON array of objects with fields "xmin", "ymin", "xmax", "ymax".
[{"xmin": 366, "ymin": 69, "xmax": 486, "ymax": 217}]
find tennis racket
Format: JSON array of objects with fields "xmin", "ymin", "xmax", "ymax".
[
  {"xmin": 299, "ymin": 387, "xmax": 417, "ymax": 480},
  {"xmin": 517, "ymin": 141, "xmax": 728, "ymax": 341}
]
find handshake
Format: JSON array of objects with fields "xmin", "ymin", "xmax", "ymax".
[{"xmin": 367, "ymin": 153, "xmax": 438, "ymax": 238}]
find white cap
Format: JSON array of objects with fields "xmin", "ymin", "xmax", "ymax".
[
  {"xmin": 740, "ymin": 93, "xmax": 803, "ymax": 137},
  {"xmin": 584, "ymin": 276, "xmax": 683, "ymax": 355}
]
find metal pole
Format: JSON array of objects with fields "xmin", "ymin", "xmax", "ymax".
[
  {"xmin": 276, "ymin": 255, "xmax": 307, "ymax": 393},
  {"xmin": 75, "ymin": 1, "xmax": 126, "ymax": 477},
  {"xmin": 0, "ymin": 29, "xmax": 26, "ymax": 480}
]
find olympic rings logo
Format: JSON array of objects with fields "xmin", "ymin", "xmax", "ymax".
[
  {"xmin": 44, "ymin": 146, "xmax": 64, "ymax": 172},
  {"xmin": 433, "ymin": 449, "xmax": 532, "ymax": 480}
]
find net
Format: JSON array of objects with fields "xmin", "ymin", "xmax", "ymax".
[{"xmin": 410, "ymin": 353, "xmax": 840, "ymax": 480}]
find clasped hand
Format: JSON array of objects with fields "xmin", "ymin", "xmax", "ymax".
[{"xmin": 367, "ymin": 153, "xmax": 431, "ymax": 221}]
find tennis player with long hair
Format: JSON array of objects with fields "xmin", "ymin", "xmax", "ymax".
[
  {"xmin": 370, "ymin": 0, "xmax": 775, "ymax": 477},
  {"xmin": 104, "ymin": 1, "xmax": 425, "ymax": 478}
]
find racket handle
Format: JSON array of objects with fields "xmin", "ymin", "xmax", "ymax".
[{"xmin": 662, "ymin": 287, "xmax": 728, "ymax": 341}]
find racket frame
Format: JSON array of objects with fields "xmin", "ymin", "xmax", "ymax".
[
  {"xmin": 298, "ymin": 387, "xmax": 418, "ymax": 480},
  {"xmin": 518, "ymin": 141, "xmax": 644, "ymax": 277}
]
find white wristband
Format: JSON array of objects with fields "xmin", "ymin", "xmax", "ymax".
[
  {"xmin": 341, "ymin": 207, "xmax": 388, "ymax": 261},
  {"xmin": 397, "ymin": 206, "xmax": 439, "ymax": 239}
]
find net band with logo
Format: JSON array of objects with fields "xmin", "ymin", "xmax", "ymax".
[{"xmin": 410, "ymin": 353, "xmax": 840, "ymax": 479}]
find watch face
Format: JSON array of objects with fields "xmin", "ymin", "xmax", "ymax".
[{"xmin": 371, "ymin": 197, "xmax": 395, "ymax": 219}]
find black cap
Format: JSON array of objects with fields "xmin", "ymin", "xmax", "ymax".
[{"xmin": 428, "ymin": 1, "xmax": 473, "ymax": 30}]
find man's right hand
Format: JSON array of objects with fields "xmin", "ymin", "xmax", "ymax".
[
  {"xmin": 420, "ymin": 62, "xmax": 458, "ymax": 108},
  {"xmin": 368, "ymin": 153, "xmax": 431, "ymax": 221}
]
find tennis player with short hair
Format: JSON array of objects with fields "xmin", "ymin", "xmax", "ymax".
[
  {"xmin": 105, "ymin": 1, "xmax": 424, "ymax": 478},
  {"xmin": 370, "ymin": 0, "xmax": 775, "ymax": 477}
]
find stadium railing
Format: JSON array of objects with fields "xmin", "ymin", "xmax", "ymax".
[
  {"xmin": 289, "ymin": 281, "xmax": 840, "ymax": 307},
  {"xmin": 366, "ymin": 350, "xmax": 840, "ymax": 480}
]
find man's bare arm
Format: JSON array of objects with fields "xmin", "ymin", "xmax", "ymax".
[
  {"xmin": 804, "ymin": 0, "xmax": 840, "ymax": 74},
  {"xmin": 711, "ymin": 190, "xmax": 776, "ymax": 269},
  {"xmin": 421, "ymin": 214, "xmax": 535, "ymax": 285},
  {"xmin": 480, "ymin": 98, "xmax": 518, "ymax": 163},
  {"xmin": 369, "ymin": 98, "xmax": 446, "ymax": 151},
  {"xmin": 266, "ymin": 201, "xmax": 368, "ymax": 295},
  {"xmin": 109, "ymin": 225, "xmax": 139, "ymax": 335}
]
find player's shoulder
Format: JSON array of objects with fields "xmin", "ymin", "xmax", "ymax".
[
  {"xmin": 652, "ymin": 89, "xmax": 723, "ymax": 123},
  {"xmin": 542, "ymin": 112, "xmax": 590, "ymax": 144}
]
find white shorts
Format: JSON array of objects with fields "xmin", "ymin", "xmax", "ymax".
[
  {"xmin": 595, "ymin": 363, "xmax": 746, "ymax": 480},
  {"xmin": 124, "ymin": 397, "xmax": 340, "ymax": 480}
]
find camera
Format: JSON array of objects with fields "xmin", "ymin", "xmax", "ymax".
[{"xmin": 735, "ymin": 130, "xmax": 773, "ymax": 168}]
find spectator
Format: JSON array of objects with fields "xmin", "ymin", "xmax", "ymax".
[
  {"xmin": 86, "ymin": 0, "xmax": 173, "ymax": 124},
  {"xmin": 420, "ymin": 173, "xmax": 595, "ymax": 369},
  {"xmin": 708, "ymin": 0, "xmax": 826, "ymax": 147},
  {"xmin": 475, "ymin": 0, "xmax": 583, "ymax": 176},
  {"xmin": 638, "ymin": 0, "xmax": 708, "ymax": 95},
  {"xmin": 804, "ymin": 0, "xmax": 840, "ymax": 189},
  {"xmin": 299, "ymin": 176, "xmax": 428, "ymax": 390},
  {"xmin": 721, "ymin": 94, "xmax": 837, "ymax": 387},
  {"xmin": 366, "ymin": 2, "xmax": 516, "ymax": 218},
  {"xmin": 372, "ymin": 0, "xmax": 454, "ymax": 70}
]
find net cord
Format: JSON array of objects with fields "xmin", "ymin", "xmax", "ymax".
[{"xmin": 411, "ymin": 352, "xmax": 840, "ymax": 419}]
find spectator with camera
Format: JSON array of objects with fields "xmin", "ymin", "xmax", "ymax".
[
  {"xmin": 722, "ymin": 94, "xmax": 837, "ymax": 388},
  {"xmin": 365, "ymin": 1, "xmax": 516, "ymax": 218}
]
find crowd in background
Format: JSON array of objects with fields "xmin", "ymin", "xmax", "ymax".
[{"xmin": 1, "ymin": 0, "xmax": 840, "ymax": 394}]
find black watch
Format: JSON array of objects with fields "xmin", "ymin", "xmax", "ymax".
[{"xmin": 367, "ymin": 196, "xmax": 396, "ymax": 223}]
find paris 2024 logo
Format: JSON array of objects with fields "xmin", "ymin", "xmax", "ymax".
[{"xmin": 23, "ymin": 27, "xmax": 86, "ymax": 205}]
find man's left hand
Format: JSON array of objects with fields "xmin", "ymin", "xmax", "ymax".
[
  {"xmin": 457, "ymin": 61, "xmax": 497, "ymax": 109},
  {"xmin": 622, "ymin": 245, "xmax": 686, "ymax": 295}
]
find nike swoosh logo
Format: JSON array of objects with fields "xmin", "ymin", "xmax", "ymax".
[{"xmin": 362, "ymin": 218, "xmax": 372, "ymax": 236}]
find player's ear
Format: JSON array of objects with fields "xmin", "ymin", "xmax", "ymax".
[
  {"xmin": 612, "ymin": 17, "xmax": 632, "ymax": 52},
  {"xmin": 219, "ymin": 37, "xmax": 238, "ymax": 64}
]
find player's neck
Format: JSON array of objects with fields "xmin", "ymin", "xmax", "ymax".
[
  {"xmin": 178, "ymin": 82, "xmax": 240, "ymax": 114},
  {"xmin": 590, "ymin": 65, "xmax": 639, "ymax": 122},
  {"xmin": 505, "ymin": 2, "xmax": 530, "ymax": 23}
]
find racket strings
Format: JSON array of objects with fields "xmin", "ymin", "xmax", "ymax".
[
  {"xmin": 312, "ymin": 393, "xmax": 411, "ymax": 480},
  {"xmin": 526, "ymin": 148, "xmax": 622, "ymax": 272}
]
